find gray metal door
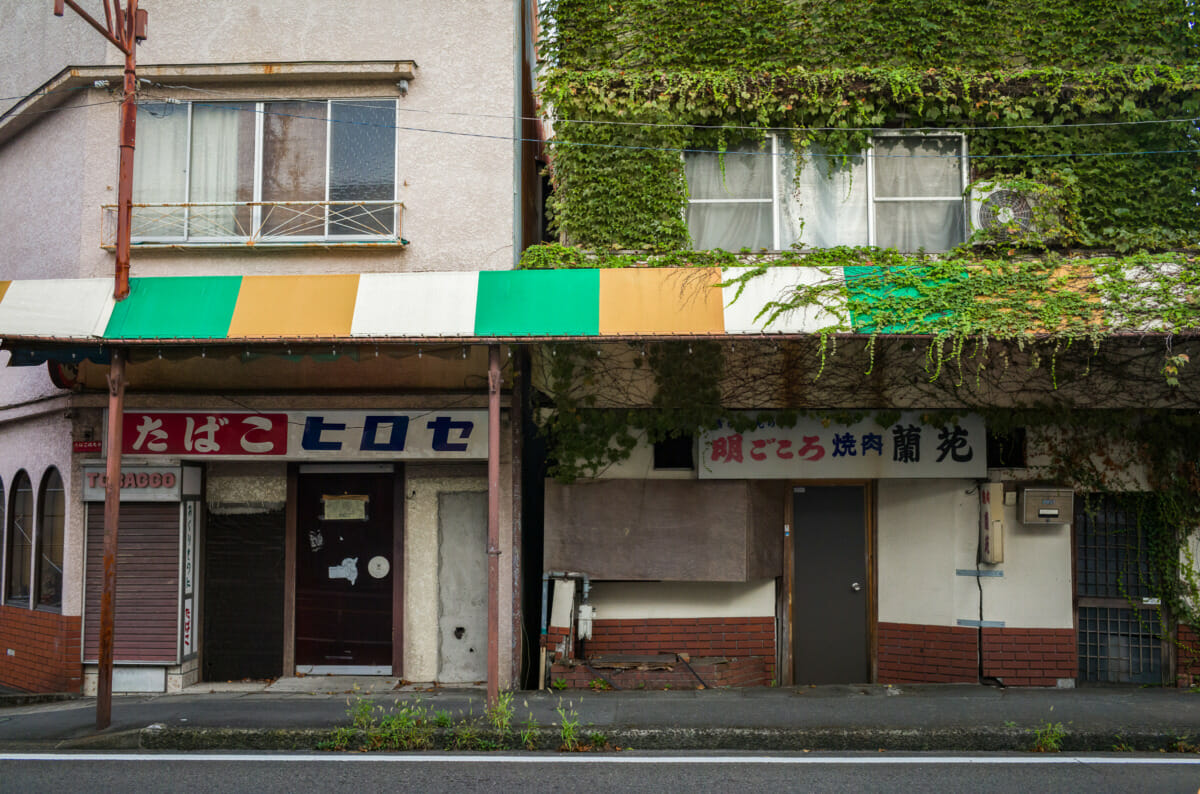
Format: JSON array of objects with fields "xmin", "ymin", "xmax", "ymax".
[{"xmin": 792, "ymin": 485, "xmax": 868, "ymax": 684}]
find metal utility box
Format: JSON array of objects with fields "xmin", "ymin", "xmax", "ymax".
[{"xmin": 1021, "ymin": 488, "xmax": 1073, "ymax": 525}]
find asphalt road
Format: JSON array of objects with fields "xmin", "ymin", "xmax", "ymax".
[{"xmin": 2, "ymin": 752, "xmax": 1199, "ymax": 793}]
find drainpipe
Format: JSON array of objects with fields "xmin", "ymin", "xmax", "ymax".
[
  {"xmin": 96, "ymin": 347, "xmax": 126, "ymax": 729},
  {"xmin": 487, "ymin": 344, "xmax": 502, "ymax": 706}
]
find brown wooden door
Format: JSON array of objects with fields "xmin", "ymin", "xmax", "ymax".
[
  {"xmin": 791, "ymin": 485, "xmax": 869, "ymax": 684},
  {"xmin": 295, "ymin": 471, "xmax": 395, "ymax": 669}
]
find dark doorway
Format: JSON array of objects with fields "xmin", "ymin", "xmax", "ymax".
[
  {"xmin": 295, "ymin": 470, "xmax": 398, "ymax": 671},
  {"xmin": 203, "ymin": 509, "xmax": 286, "ymax": 681},
  {"xmin": 791, "ymin": 485, "xmax": 869, "ymax": 684}
]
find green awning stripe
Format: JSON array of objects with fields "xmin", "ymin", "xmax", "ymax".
[
  {"xmin": 104, "ymin": 276, "xmax": 243, "ymax": 340},
  {"xmin": 474, "ymin": 269, "xmax": 600, "ymax": 336}
]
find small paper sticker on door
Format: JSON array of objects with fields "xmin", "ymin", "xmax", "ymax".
[
  {"xmin": 328, "ymin": 557, "xmax": 359, "ymax": 586},
  {"xmin": 368, "ymin": 556, "xmax": 390, "ymax": 579},
  {"xmin": 321, "ymin": 494, "xmax": 369, "ymax": 521}
]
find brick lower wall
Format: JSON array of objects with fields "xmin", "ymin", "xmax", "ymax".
[
  {"xmin": 583, "ymin": 617, "xmax": 776, "ymax": 681},
  {"xmin": 981, "ymin": 627, "xmax": 1076, "ymax": 687},
  {"xmin": 1176, "ymin": 625, "xmax": 1200, "ymax": 687},
  {"xmin": 879, "ymin": 622, "xmax": 1077, "ymax": 687},
  {"xmin": 0, "ymin": 606, "xmax": 82, "ymax": 693},
  {"xmin": 551, "ymin": 655, "xmax": 767, "ymax": 690},
  {"xmin": 878, "ymin": 622, "xmax": 978, "ymax": 683},
  {"xmin": 543, "ymin": 625, "xmax": 571, "ymax": 662}
]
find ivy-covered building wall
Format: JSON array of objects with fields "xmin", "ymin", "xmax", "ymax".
[
  {"xmin": 538, "ymin": 0, "xmax": 1199, "ymax": 251},
  {"xmin": 532, "ymin": 0, "xmax": 1200, "ymax": 689}
]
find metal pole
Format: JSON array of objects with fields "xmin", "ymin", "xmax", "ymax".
[
  {"xmin": 55, "ymin": 0, "xmax": 140, "ymax": 301},
  {"xmin": 113, "ymin": 1, "xmax": 138, "ymax": 300},
  {"xmin": 97, "ymin": 348, "xmax": 126, "ymax": 730},
  {"xmin": 487, "ymin": 345, "xmax": 502, "ymax": 707}
]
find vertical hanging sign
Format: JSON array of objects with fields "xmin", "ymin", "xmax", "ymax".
[{"xmin": 181, "ymin": 501, "xmax": 196, "ymax": 658}]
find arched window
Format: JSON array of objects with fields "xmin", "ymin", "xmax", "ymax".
[
  {"xmin": 0, "ymin": 478, "xmax": 5, "ymax": 600},
  {"xmin": 5, "ymin": 471, "xmax": 32, "ymax": 606},
  {"xmin": 37, "ymin": 468, "xmax": 65, "ymax": 609}
]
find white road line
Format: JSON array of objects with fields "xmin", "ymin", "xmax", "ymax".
[{"xmin": 3, "ymin": 753, "xmax": 1200, "ymax": 765}]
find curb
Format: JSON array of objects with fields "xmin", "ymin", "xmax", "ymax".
[
  {"xmin": 77, "ymin": 725, "xmax": 1200, "ymax": 754},
  {"xmin": 0, "ymin": 693, "xmax": 79, "ymax": 709}
]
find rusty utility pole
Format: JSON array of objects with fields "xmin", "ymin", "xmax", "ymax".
[
  {"xmin": 54, "ymin": 0, "xmax": 145, "ymax": 301},
  {"xmin": 97, "ymin": 349, "xmax": 126, "ymax": 730},
  {"xmin": 53, "ymin": 0, "xmax": 146, "ymax": 731},
  {"xmin": 487, "ymin": 345, "xmax": 502, "ymax": 707}
]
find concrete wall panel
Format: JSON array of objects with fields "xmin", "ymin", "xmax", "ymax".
[
  {"xmin": 588, "ymin": 579, "xmax": 776, "ymax": 620},
  {"xmin": 437, "ymin": 490, "xmax": 487, "ymax": 683}
]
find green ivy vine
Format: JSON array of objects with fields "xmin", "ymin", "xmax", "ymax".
[{"xmin": 533, "ymin": 0, "xmax": 1200, "ymax": 661}]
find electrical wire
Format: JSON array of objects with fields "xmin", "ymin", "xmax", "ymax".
[
  {"xmin": 0, "ymin": 82, "xmax": 97, "ymax": 105},
  {"xmin": 158, "ymin": 98, "xmax": 1200, "ymax": 161},
  {"xmin": 5, "ymin": 80, "xmax": 1193, "ymax": 161},
  {"xmin": 142, "ymin": 80, "xmax": 1200, "ymax": 134}
]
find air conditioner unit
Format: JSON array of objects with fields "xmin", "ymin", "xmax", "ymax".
[{"xmin": 970, "ymin": 186, "xmax": 1042, "ymax": 240}]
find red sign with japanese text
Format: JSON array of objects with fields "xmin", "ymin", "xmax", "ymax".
[
  {"xmin": 119, "ymin": 410, "xmax": 489, "ymax": 460},
  {"xmin": 123, "ymin": 412, "xmax": 288, "ymax": 456}
]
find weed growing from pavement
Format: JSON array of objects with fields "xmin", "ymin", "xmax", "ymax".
[
  {"xmin": 556, "ymin": 698, "xmax": 581, "ymax": 751},
  {"xmin": 374, "ymin": 702, "xmax": 436, "ymax": 750},
  {"xmin": 319, "ymin": 693, "xmax": 619, "ymax": 753},
  {"xmin": 519, "ymin": 712, "xmax": 540, "ymax": 750},
  {"xmin": 1031, "ymin": 721, "xmax": 1066, "ymax": 752},
  {"xmin": 486, "ymin": 690, "xmax": 515, "ymax": 740},
  {"xmin": 1168, "ymin": 735, "xmax": 1200, "ymax": 753}
]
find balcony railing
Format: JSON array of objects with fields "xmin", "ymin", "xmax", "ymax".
[{"xmin": 102, "ymin": 200, "xmax": 405, "ymax": 248}]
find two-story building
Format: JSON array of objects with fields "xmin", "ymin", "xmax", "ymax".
[
  {"xmin": 0, "ymin": 0, "xmax": 542, "ymax": 696},
  {"xmin": 527, "ymin": 0, "xmax": 1200, "ymax": 690}
]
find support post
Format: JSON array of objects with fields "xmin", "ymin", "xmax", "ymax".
[
  {"xmin": 54, "ymin": 0, "xmax": 143, "ymax": 301},
  {"xmin": 114, "ymin": 40, "xmax": 136, "ymax": 300},
  {"xmin": 97, "ymin": 348, "xmax": 126, "ymax": 730},
  {"xmin": 487, "ymin": 344, "xmax": 502, "ymax": 707}
]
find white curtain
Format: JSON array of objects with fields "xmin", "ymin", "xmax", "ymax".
[
  {"xmin": 685, "ymin": 142, "xmax": 774, "ymax": 251},
  {"xmin": 872, "ymin": 137, "xmax": 965, "ymax": 252},
  {"xmin": 783, "ymin": 146, "xmax": 869, "ymax": 249},
  {"xmin": 685, "ymin": 135, "xmax": 965, "ymax": 252},
  {"xmin": 188, "ymin": 104, "xmax": 244, "ymax": 237},
  {"xmin": 132, "ymin": 103, "xmax": 188, "ymax": 237}
]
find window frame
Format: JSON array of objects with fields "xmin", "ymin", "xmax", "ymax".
[
  {"xmin": 132, "ymin": 97, "xmax": 401, "ymax": 246},
  {"xmin": 4, "ymin": 470, "xmax": 33, "ymax": 608},
  {"xmin": 865, "ymin": 131, "xmax": 970, "ymax": 250},
  {"xmin": 0, "ymin": 476, "xmax": 5, "ymax": 604},
  {"xmin": 35, "ymin": 467, "xmax": 65, "ymax": 612},
  {"xmin": 684, "ymin": 132, "xmax": 969, "ymax": 252},
  {"xmin": 684, "ymin": 135, "xmax": 784, "ymax": 251}
]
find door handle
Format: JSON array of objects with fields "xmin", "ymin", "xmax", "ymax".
[{"xmin": 851, "ymin": 582, "xmax": 862, "ymax": 592}]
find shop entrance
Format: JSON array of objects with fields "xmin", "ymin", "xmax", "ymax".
[
  {"xmin": 295, "ymin": 467, "xmax": 400, "ymax": 674},
  {"xmin": 1074, "ymin": 494, "xmax": 1168, "ymax": 685},
  {"xmin": 790, "ymin": 484, "xmax": 871, "ymax": 684}
]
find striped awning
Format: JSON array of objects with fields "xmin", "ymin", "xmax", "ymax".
[{"xmin": 0, "ymin": 268, "xmax": 846, "ymax": 345}]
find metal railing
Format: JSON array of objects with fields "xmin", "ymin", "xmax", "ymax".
[{"xmin": 102, "ymin": 200, "xmax": 404, "ymax": 247}]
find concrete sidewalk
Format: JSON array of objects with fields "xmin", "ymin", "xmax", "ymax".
[{"xmin": 1, "ymin": 678, "xmax": 1198, "ymax": 753}]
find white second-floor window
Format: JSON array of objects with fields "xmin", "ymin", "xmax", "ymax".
[
  {"xmin": 685, "ymin": 133, "xmax": 968, "ymax": 253},
  {"xmin": 132, "ymin": 99, "xmax": 398, "ymax": 242}
]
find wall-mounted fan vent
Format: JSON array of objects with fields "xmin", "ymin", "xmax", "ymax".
[{"xmin": 971, "ymin": 188, "xmax": 1037, "ymax": 236}]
